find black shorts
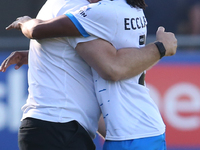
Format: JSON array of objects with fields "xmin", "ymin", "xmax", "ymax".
[{"xmin": 18, "ymin": 118, "xmax": 95, "ymax": 150}]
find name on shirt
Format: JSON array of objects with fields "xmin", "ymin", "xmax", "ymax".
[{"xmin": 124, "ymin": 16, "xmax": 147, "ymax": 30}]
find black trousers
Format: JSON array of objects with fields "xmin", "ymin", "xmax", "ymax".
[{"xmin": 18, "ymin": 118, "xmax": 95, "ymax": 150}]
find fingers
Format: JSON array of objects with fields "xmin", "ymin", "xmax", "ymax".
[
  {"xmin": 0, "ymin": 59, "xmax": 9, "ymax": 72},
  {"xmin": 16, "ymin": 17, "xmax": 23, "ymax": 21},
  {"xmin": 6, "ymin": 21, "xmax": 21, "ymax": 30},
  {"xmin": 5, "ymin": 24, "xmax": 13, "ymax": 30},
  {"xmin": 157, "ymin": 26, "xmax": 165, "ymax": 34},
  {"xmin": 0, "ymin": 51, "xmax": 29, "ymax": 72},
  {"xmin": 0, "ymin": 53, "xmax": 15, "ymax": 72},
  {"xmin": 0, "ymin": 52, "xmax": 21, "ymax": 72},
  {"xmin": 15, "ymin": 56, "xmax": 28, "ymax": 70},
  {"xmin": 6, "ymin": 18, "xmax": 21, "ymax": 30},
  {"xmin": 6, "ymin": 16, "xmax": 32, "ymax": 30}
]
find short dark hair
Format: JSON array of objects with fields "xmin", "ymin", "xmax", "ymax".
[{"xmin": 126, "ymin": 0, "xmax": 147, "ymax": 10}]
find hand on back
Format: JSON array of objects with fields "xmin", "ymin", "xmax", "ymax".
[
  {"xmin": 0, "ymin": 50, "xmax": 28, "ymax": 72},
  {"xmin": 6, "ymin": 16, "xmax": 32, "ymax": 30}
]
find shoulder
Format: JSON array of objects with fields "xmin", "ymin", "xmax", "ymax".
[
  {"xmin": 77, "ymin": 1, "xmax": 117, "ymax": 21},
  {"xmin": 88, "ymin": 1, "xmax": 115, "ymax": 11}
]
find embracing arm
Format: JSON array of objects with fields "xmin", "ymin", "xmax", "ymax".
[
  {"xmin": 5, "ymin": 15, "xmax": 177, "ymax": 81},
  {"xmin": 76, "ymin": 40, "xmax": 160, "ymax": 81},
  {"xmin": 6, "ymin": 15, "xmax": 81, "ymax": 39},
  {"xmin": 76, "ymin": 27, "xmax": 177, "ymax": 81}
]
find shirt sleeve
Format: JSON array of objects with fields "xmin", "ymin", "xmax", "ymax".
[
  {"xmin": 67, "ymin": 36, "xmax": 98, "ymax": 49},
  {"xmin": 66, "ymin": 1, "xmax": 117, "ymax": 42}
]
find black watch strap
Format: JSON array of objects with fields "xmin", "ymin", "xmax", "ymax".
[{"xmin": 154, "ymin": 41, "xmax": 166, "ymax": 59}]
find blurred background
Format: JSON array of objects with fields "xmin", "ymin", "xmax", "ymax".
[{"xmin": 0, "ymin": 0, "xmax": 199, "ymax": 150}]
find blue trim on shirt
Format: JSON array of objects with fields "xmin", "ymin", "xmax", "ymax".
[{"xmin": 66, "ymin": 13, "xmax": 90, "ymax": 37}]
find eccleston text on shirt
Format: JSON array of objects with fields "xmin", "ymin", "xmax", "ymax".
[{"xmin": 124, "ymin": 16, "xmax": 147, "ymax": 30}]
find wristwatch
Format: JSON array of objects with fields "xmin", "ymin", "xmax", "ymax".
[{"xmin": 154, "ymin": 41, "xmax": 166, "ymax": 59}]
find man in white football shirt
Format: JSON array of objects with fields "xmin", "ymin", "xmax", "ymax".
[
  {"xmin": 3, "ymin": 0, "xmax": 102, "ymax": 150},
  {"xmin": 1, "ymin": 0, "xmax": 177, "ymax": 150},
  {"xmin": 65, "ymin": 1, "xmax": 168, "ymax": 149}
]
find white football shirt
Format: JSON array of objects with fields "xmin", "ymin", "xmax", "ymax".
[
  {"xmin": 67, "ymin": 0, "xmax": 166, "ymax": 140},
  {"xmin": 21, "ymin": 0, "xmax": 101, "ymax": 139}
]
